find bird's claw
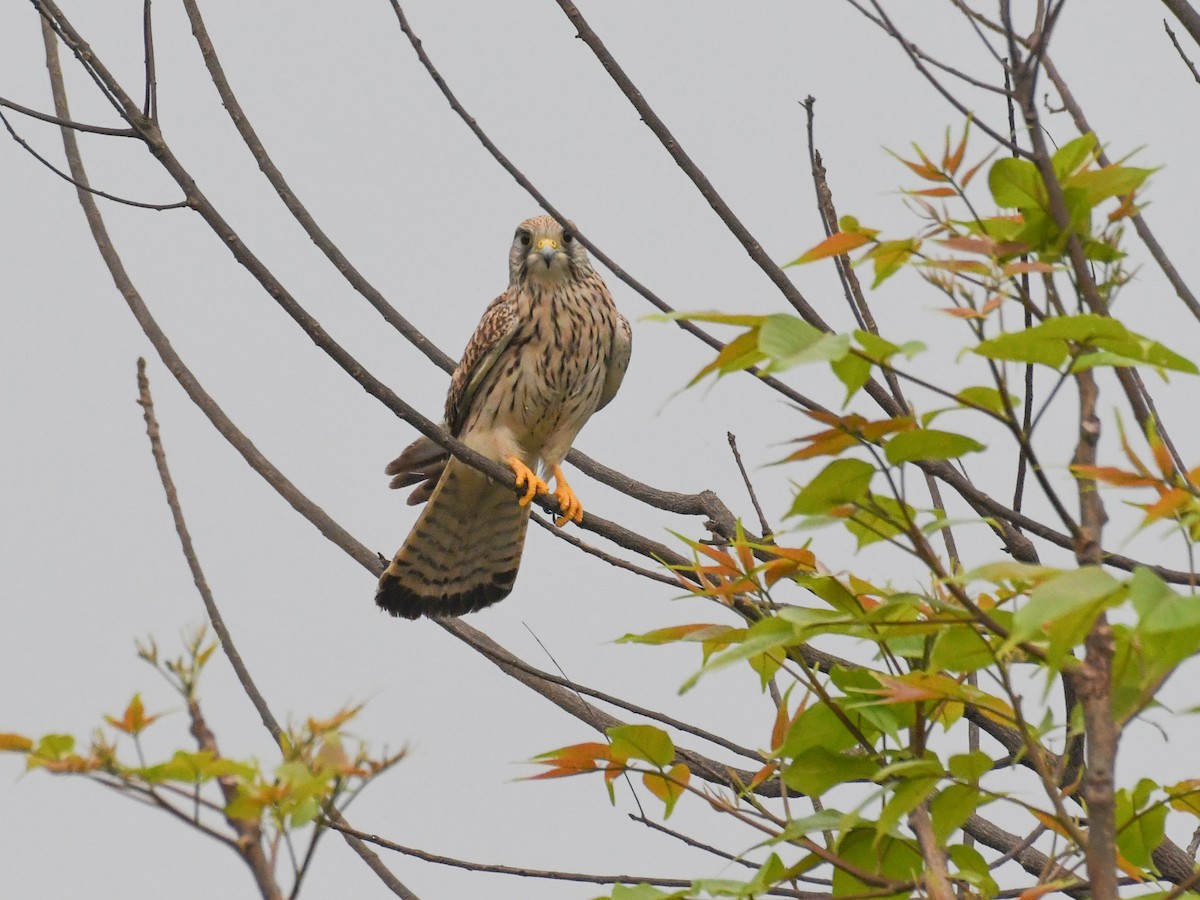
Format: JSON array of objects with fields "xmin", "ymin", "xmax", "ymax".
[
  {"xmin": 551, "ymin": 465, "xmax": 584, "ymax": 527},
  {"xmin": 506, "ymin": 455, "xmax": 549, "ymax": 507}
]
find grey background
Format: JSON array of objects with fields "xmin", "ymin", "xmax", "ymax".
[{"xmin": 2, "ymin": 2, "xmax": 1198, "ymax": 897}]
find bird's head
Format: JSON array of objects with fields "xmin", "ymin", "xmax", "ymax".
[{"xmin": 508, "ymin": 215, "xmax": 592, "ymax": 286}]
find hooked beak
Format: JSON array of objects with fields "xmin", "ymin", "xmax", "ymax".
[{"xmin": 537, "ymin": 237, "xmax": 558, "ymax": 267}]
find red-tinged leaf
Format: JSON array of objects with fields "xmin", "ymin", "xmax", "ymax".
[
  {"xmin": 762, "ymin": 558, "xmax": 800, "ymax": 587},
  {"xmin": 769, "ymin": 546, "xmax": 818, "ymax": 567},
  {"xmin": 1108, "ymin": 192, "xmax": 1138, "ymax": 222},
  {"xmin": 1148, "ymin": 428, "xmax": 1174, "ymax": 481},
  {"xmin": 896, "ymin": 157, "xmax": 947, "ymax": 182},
  {"xmin": 960, "ymin": 147, "xmax": 999, "ymax": 187},
  {"xmin": 691, "ymin": 542, "xmax": 740, "ymax": 574},
  {"xmin": 784, "ymin": 430, "xmax": 858, "ymax": 461},
  {"xmin": 1030, "ymin": 808, "xmax": 1075, "ymax": 840},
  {"xmin": 1141, "ymin": 488, "xmax": 1191, "ymax": 523},
  {"xmin": 942, "ymin": 306, "xmax": 986, "ymax": 319},
  {"xmin": 939, "ymin": 235, "xmax": 997, "ymax": 255},
  {"xmin": 307, "ymin": 704, "xmax": 364, "ymax": 734},
  {"xmin": 922, "ymin": 259, "xmax": 990, "ymax": 275},
  {"xmin": 0, "ymin": 733, "xmax": 33, "ymax": 752},
  {"xmin": 1001, "ymin": 261, "xmax": 1056, "ymax": 276},
  {"xmin": 786, "ymin": 231, "xmax": 872, "ymax": 266},
  {"xmin": 1117, "ymin": 418, "xmax": 1154, "ymax": 479},
  {"xmin": 1018, "ymin": 882, "xmax": 1076, "ymax": 900},
  {"xmin": 105, "ymin": 694, "xmax": 160, "ymax": 736},
  {"xmin": 748, "ymin": 762, "xmax": 779, "ymax": 790},
  {"xmin": 911, "ymin": 187, "xmax": 958, "ymax": 197},
  {"xmin": 1069, "ymin": 465, "xmax": 1159, "ymax": 488},
  {"xmin": 534, "ymin": 741, "xmax": 612, "ymax": 764},
  {"xmin": 945, "ymin": 121, "xmax": 970, "ymax": 174},
  {"xmin": 526, "ymin": 766, "xmax": 590, "ymax": 781},
  {"xmin": 868, "ymin": 674, "xmax": 944, "ymax": 705},
  {"xmin": 980, "ymin": 295, "xmax": 1005, "ymax": 315},
  {"xmin": 735, "ymin": 542, "xmax": 755, "ymax": 577}
]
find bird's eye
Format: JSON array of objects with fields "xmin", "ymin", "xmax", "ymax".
[
  {"xmin": 562, "ymin": 230, "xmax": 575, "ymax": 244},
  {"xmin": 517, "ymin": 231, "xmax": 532, "ymax": 247}
]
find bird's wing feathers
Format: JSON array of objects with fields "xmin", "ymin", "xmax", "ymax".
[
  {"xmin": 445, "ymin": 291, "xmax": 520, "ymax": 435},
  {"xmin": 597, "ymin": 311, "xmax": 632, "ymax": 412}
]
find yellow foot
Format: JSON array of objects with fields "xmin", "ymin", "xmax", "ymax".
[
  {"xmin": 505, "ymin": 455, "xmax": 549, "ymax": 507},
  {"xmin": 551, "ymin": 465, "xmax": 584, "ymax": 527}
]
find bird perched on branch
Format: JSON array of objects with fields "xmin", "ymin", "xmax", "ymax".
[{"xmin": 376, "ymin": 215, "xmax": 632, "ymax": 619}]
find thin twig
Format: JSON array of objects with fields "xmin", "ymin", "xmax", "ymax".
[
  {"xmin": 0, "ymin": 108, "xmax": 184, "ymax": 209},
  {"xmin": 0, "ymin": 93, "xmax": 133, "ymax": 134},
  {"xmin": 727, "ymin": 433, "xmax": 772, "ymax": 537}
]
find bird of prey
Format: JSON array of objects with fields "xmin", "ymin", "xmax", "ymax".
[{"xmin": 376, "ymin": 215, "xmax": 632, "ymax": 619}]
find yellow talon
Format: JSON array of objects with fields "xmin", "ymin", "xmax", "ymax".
[
  {"xmin": 551, "ymin": 465, "xmax": 584, "ymax": 527},
  {"xmin": 506, "ymin": 455, "xmax": 549, "ymax": 507}
]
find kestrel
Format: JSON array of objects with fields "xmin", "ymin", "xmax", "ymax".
[{"xmin": 376, "ymin": 215, "xmax": 632, "ymax": 619}]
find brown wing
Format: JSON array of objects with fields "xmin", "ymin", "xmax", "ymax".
[
  {"xmin": 385, "ymin": 290, "xmax": 521, "ymax": 503},
  {"xmin": 445, "ymin": 290, "xmax": 520, "ymax": 435}
]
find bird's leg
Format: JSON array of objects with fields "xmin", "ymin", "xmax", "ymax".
[
  {"xmin": 505, "ymin": 455, "xmax": 549, "ymax": 507},
  {"xmin": 549, "ymin": 464, "xmax": 584, "ymax": 527}
]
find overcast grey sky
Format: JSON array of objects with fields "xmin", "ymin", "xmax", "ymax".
[{"xmin": 3, "ymin": 2, "xmax": 1200, "ymax": 897}]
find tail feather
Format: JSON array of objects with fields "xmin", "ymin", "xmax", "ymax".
[
  {"xmin": 376, "ymin": 458, "xmax": 530, "ymax": 619},
  {"xmin": 385, "ymin": 436, "xmax": 449, "ymax": 497}
]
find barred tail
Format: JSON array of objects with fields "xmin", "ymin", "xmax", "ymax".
[{"xmin": 376, "ymin": 459, "xmax": 530, "ymax": 619}]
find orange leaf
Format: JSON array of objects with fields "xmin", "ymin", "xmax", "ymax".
[
  {"xmin": 911, "ymin": 187, "xmax": 958, "ymax": 197},
  {"xmin": 105, "ymin": 694, "xmax": 160, "ymax": 736},
  {"xmin": 1148, "ymin": 427, "xmax": 1174, "ymax": 481},
  {"xmin": 945, "ymin": 122, "xmax": 969, "ymax": 174},
  {"xmin": 0, "ymin": 733, "xmax": 33, "ymax": 752},
  {"xmin": 1018, "ymin": 881, "xmax": 1076, "ymax": 900},
  {"xmin": 1069, "ymin": 465, "xmax": 1159, "ymax": 488},
  {"xmin": 789, "ymin": 231, "xmax": 872, "ymax": 265},
  {"xmin": 1030, "ymin": 808, "xmax": 1075, "ymax": 840},
  {"xmin": 1001, "ymin": 261, "xmax": 1056, "ymax": 276},
  {"xmin": 1141, "ymin": 488, "xmax": 1191, "ymax": 523},
  {"xmin": 748, "ymin": 762, "xmax": 779, "ymax": 790},
  {"xmin": 939, "ymin": 235, "xmax": 996, "ymax": 255}
]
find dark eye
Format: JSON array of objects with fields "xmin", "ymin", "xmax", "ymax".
[
  {"xmin": 517, "ymin": 231, "xmax": 531, "ymax": 247},
  {"xmin": 562, "ymin": 230, "xmax": 574, "ymax": 244}
]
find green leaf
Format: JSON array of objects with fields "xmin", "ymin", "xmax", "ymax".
[
  {"xmin": 680, "ymin": 617, "xmax": 798, "ymax": 694},
  {"xmin": 928, "ymin": 625, "xmax": 995, "ymax": 673},
  {"xmin": 988, "ymin": 157, "xmax": 1045, "ymax": 209},
  {"xmin": 834, "ymin": 829, "xmax": 922, "ymax": 900},
  {"xmin": 955, "ymin": 386, "xmax": 1015, "ymax": 417},
  {"xmin": 831, "ymin": 353, "xmax": 871, "ymax": 404},
  {"xmin": 789, "ymin": 459, "xmax": 875, "ymax": 516},
  {"xmin": 758, "ymin": 315, "xmax": 849, "ymax": 371},
  {"xmin": 878, "ymin": 776, "xmax": 938, "ymax": 837},
  {"xmin": 1051, "ymin": 133, "xmax": 1097, "ymax": 180},
  {"xmin": 884, "ymin": 429, "xmax": 984, "ymax": 465},
  {"xmin": 948, "ymin": 844, "xmax": 1000, "ymax": 897},
  {"xmin": 1067, "ymin": 165, "xmax": 1154, "ymax": 206},
  {"xmin": 846, "ymin": 494, "xmax": 913, "ymax": 549},
  {"xmin": 865, "ymin": 239, "xmax": 919, "ymax": 287},
  {"xmin": 781, "ymin": 700, "xmax": 877, "ymax": 759},
  {"xmin": 930, "ymin": 783, "xmax": 985, "ymax": 844},
  {"xmin": 1009, "ymin": 567, "xmax": 1126, "ymax": 663},
  {"xmin": 1115, "ymin": 787, "xmax": 1166, "ymax": 869},
  {"xmin": 610, "ymin": 885, "xmax": 687, "ymax": 900},
  {"xmin": 948, "ymin": 751, "xmax": 994, "ymax": 783},
  {"xmin": 607, "ymin": 725, "xmax": 674, "ymax": 768},
  {"xmin": 1130, "ymin": 567, "xmax": 1200, "ymax": 633},
  {"xmin": 783, "ymin": 746, "xmax": 877, "ymax": 796}
]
